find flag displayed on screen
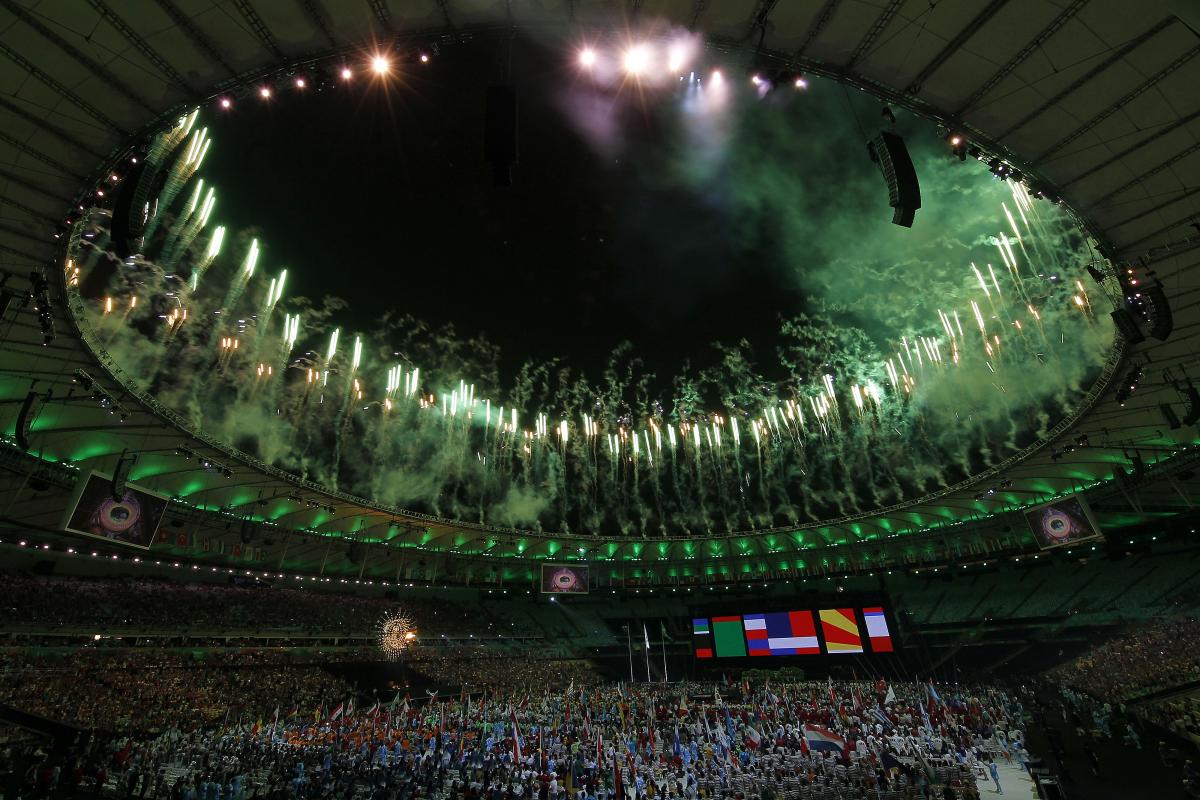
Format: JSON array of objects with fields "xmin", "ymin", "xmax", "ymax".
[
  {"xmin": 712, "ymin": 616, "xmax": 747, "ymax": 657},
  {"xmin": 819, "ymin": 608, "xmax": 863, "ymax": 653},
  {"xmin": 763, "ymin": 610, "xmax": 820, "ymax": 655},
  {"xmin": 693, "ymin": 618, "xmax": 713, "ymax": 659},
  {"xmin": 743, "ymin": 614, "xmax": 770, "ymax": 656},
  {"xmin": 863, "ymin": 607, "xmax": 894, "ymax": 652}
]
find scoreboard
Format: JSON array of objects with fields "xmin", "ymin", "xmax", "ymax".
[{"xmin": 692, "ymin": 605, "xmax": 895, "ymax": 659}]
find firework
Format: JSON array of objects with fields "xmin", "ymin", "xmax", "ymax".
[
  {"xmin": 71, "ymin": 90, "xmax": 1114, "ymax": 536},
  {"xmin": 377, "ymin": 609, "xmax": 417, "ymax": 659}
]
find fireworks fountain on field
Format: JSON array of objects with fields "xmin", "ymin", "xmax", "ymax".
[{"xmin": 74, "ymin": 97, "xmax": 1112, "ymax": 537}]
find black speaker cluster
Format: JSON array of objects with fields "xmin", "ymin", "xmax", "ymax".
[{"xmin": 867, "ymin": 131, "xmax": 921, "ymax": 227}]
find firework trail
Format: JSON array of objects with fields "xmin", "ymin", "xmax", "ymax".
[{"xmin": 71, "ymin": 97, "xmax": 1115, "ymax": 536}]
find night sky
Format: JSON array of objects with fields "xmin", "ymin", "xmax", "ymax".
[{"xmin": 201, "ymin": 36, "xmax": 817, "ymax": 389}]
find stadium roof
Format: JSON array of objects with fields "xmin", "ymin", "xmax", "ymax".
[{"xmin": 1, "ymin": 0, "xmax": 1198, "ymax": 579}]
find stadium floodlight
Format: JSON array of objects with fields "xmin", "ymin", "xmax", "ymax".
[{"xmin": 623, "ymin": 45, "xmax": 649, "ymax": 76}]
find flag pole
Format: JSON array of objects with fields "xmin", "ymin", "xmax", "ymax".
[
  {"xmin": 660, "ymin": 621, "xmax": 669, "ymax": 683},
  {"xmin": 643, "ymin": 623, "xmax": 651, "ymax": 683},
  {"xmin": 626, "ymin": 624, "xmax": 634, "ymax": 683}
]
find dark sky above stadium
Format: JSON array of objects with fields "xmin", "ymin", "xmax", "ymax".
[{"xmin": 201, "ymin": 35, "xmax": 854, "ymax": 387}]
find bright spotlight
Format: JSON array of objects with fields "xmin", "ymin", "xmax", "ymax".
[
  {"xmin": 794, "ymin": 77, "xmax": 808, "ymax": 89},
  {"xmin": 419, "ymin": 53, "xmax": 430, "ymax": 64},
  {"xmin": 579, "ymin": 48, "xmax": 596, "ymax": 68},
  {"xmin": 623, "ymin": 45, "xmax": 649, "ymax": 76},
  {"xmin": 750, "ymin": 74, "xmax": 762, "ymax": 86},
  {"xmin": 258, "ymin": 86, "xmax": 271, "ymax": 99},
  {"xmin": 219, "ymin": 97, "xmax": 232, "ymax": 109},
  {"xmin": 340, "ymin": 67, "xmax": 352, "ymax": 80},
  {"xmin": 294, "ymin": 76, "xmax": 306, "ymax": 88},
  {"xmin": 667, "ymin": 47, "xmax": 684, "ymax": 73},
  {"xmin": 710, "ymin": 69, "xmax": 723, "ymax": 86},
  {"xmin": 371, "ymin": 55, "xmax": 391, "ymax": 75}
]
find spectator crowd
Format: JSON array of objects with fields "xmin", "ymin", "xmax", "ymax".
[
  {"xmin": 1, "ymin": 676, "xmax": 1025, "ymax": 800},
  {"xmin": 1047, "ymin": 616, "xmax": 1200, "ymax": 702}
]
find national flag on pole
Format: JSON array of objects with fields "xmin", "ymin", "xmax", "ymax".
[
  {"xmin": 870, "ymin": 706, "xmax": 891, "ymax": 729},
  {"xmin": 827, "ymin": 677, "xmax": 837, "ymax": 705},
  {"xmin": 803, "ymin": 724, "xmax": 847, "ymax": 753},
  {"xmin": 329, "ymin": 702, "xmax": 344, "ymax": 722},
  {"xmin": 346, "ymin": 699, "xmax": 355, "ymax": 718},
  {"xmin": 884, "ymin": 685, "xmax": 896, "ymax": 705},
  {"xmin": 744, "ymin": 726, "xmax": 762, "ymax": 749},
  {"xmin": 511, "ymin": 709, "xmax": 523, "ymax": 764},
  {"xmin": 927, "ymin": 681, "xmax": 942, "ymax": 707},
  {"xmin": 677, "ymin": 695, "xmax": 688, "ymax": 717}
]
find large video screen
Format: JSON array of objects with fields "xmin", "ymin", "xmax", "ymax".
[
  {"xmin": 692, "ymin": 605, "xmax": 895, "ymax": 658},
  {"xmin": 1024, "ymin": 494, "xmax": 1103, "ymax": 549},
  {"xmin": 62, "ymin": 471, "xmax": 169, "ymax": 550},
  {"xmin": 540, "ymin": 564, "xmax": 589, "ymax": 594}
]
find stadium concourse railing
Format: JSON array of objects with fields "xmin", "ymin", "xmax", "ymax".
[{"xmin": 62, "ymin": 259, "xmax": 1128, "ymax": 551}]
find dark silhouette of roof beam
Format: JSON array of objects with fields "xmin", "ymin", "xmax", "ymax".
[
  {"xmin": 0, "ymin": 221, "xmax": 48, "ymax": 245},
  {"xmin": 996, "ymin": 17, "xmax": 1176, "ymax": 140},
  {"xmin": 231, "ymin": 0, "xmax": 285, "ymax": 61},
  {"xmin": 295, "ymin": 0, "xmax": 338, "ymax": 50},
  {"xmin": 0, "ymin": 40, "xmax": 127, "ymax": 135},
  {"xmin": 1140, "ymin": 233, "xmax": 1200, "ymax": 264},
  {"xmin": 1107, "ymin": 186, "xmax": 1200, "ymax": 231},
  {"xmin": 955, "ymin": 0, "xmax": 1088, "ymax": 116},
  {"xmin": 434, "ymin": 0, "xmax": 455, "ymax": 31},
  {"xmin": 0, "ymin": 166, "xmax": 67, "ymax": 202},
  {"xmin": 689, "ymin": 0, "xmax": 708, "ymax": 31},
  {"xmin": 1119, "ymin": 212, "xmax": 1200, "ymax": 252},
  {"xmin": 1088, "ymin": 139, "xmax": 1200, "ymax": 210},
  {"xmin": 1033, "ymin": 45, "xmax": 1200, "ymax": 164},
  {"xmin": 746, "ymin": 0, "xmax": 780, "ymax": 41},
  {"xmin": 0, "ymin": 0, "xmax": 156, "ymax": 113},
  {"xmin": 1061, "ymin": 108, "xmax": 1200, "ymax": 189},
  {"xmin": 365, "ymin": 0, "xmax": 391, "ymax": 30},
  {"xmin": 0, "ymin": 240, "xmax": 41, "ymax": 262},
  {"xmin": 152, "ymin": 0, "xmax": 237, "ymax": 78},
  {"xmin": 906, "ymin": 0, "xmax": 1011, "ymax": 94},
  {"xmin": 795, "ymin": 0, "xmax": 841, "ymax": 58},
  {"xmin": 846, "ymin": 0, "xmax": 902, "ymax": 70},
  {"xmin": 86, "ymin": 0, "xmax": 196, "ymax": 97},
  {"xmin": 0, "ymin": 94, "xmax": 105, "ymax": 160},
  {"xmin": 0, "ymin": 128, "xmax": 86, "ymax": 181},
  {"xmin": 0, "ymin": 196, "xmax": 54, "ymax": 225}
]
